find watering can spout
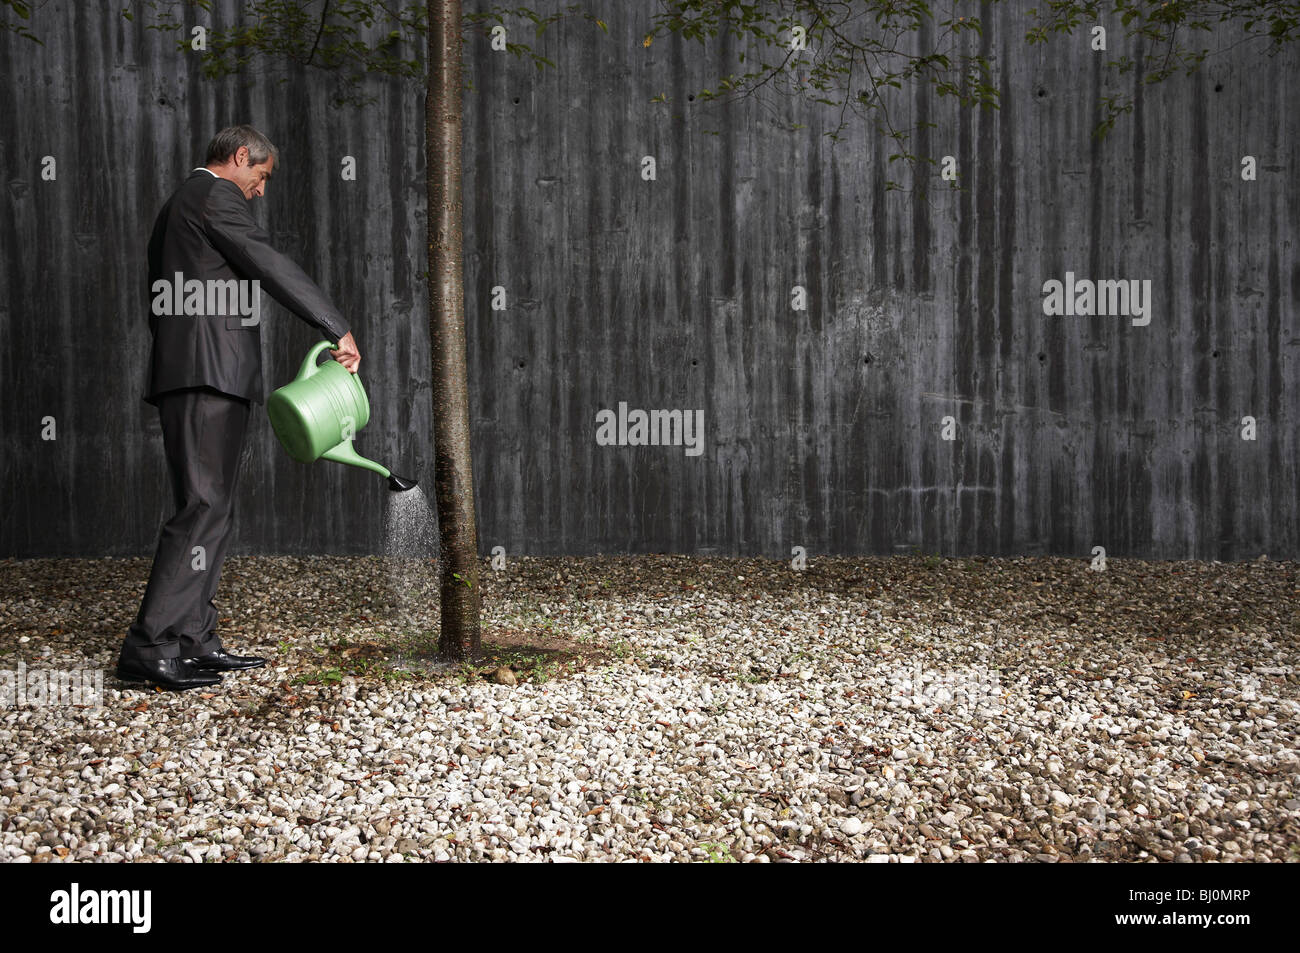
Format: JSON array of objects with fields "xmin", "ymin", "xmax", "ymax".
[
  {"xmin": 386, "ymin": 473, "xmax": 419, "ymax": 492},
  {"xmin": 318, "ymin": 438, "xmax": 391, "ymax": 478}
]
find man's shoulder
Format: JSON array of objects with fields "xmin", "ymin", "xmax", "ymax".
[
  {"xmin": 151, "ymin": 173, "xmax": 249, "ymax": 252},
  {"xmin": 197, "ymin": 176, "xmax": 251, "ymax": 220},
  {"xmin": 165, "ymin": 173, "xmax": 248, "ymax": 231},
  {"xmin": 177, "ymin": 171, "xmax": 243, "ymax": 202}
]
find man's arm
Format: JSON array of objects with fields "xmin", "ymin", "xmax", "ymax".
[{"xmin": 200, "ymin": 180, "xmax": 353, "ymax": 347}]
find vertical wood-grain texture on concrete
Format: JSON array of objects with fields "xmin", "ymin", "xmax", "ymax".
[{"xmin": 1, "ymin": 1, "xmax": 1296, "ymax": 559}]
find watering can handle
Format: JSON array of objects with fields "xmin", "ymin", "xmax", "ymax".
[{"xmin": 295, "ymin": 340, "xmax": 341, "ymax": 381}]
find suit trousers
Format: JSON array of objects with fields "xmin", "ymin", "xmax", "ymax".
[{"xmin": 119, "ymin": 387, "xmax": 251, "ymax": 663}]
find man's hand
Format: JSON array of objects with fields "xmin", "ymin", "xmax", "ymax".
[{"xmin": 331, "ymin": 332, "xmax": 361, "ymax": 374}]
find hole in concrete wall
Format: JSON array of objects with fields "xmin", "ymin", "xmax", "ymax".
[
  {"xmin": 863, "ymin": 354, "xmax": 873, "ymax": 365},
  {"xmin": 517, "ymin": 360, "xmax": 526, "ymax": 369},
  {"xmin": 513, "ymin": 97, "xmax": 521, "ymax": 104},
  {"xmin": 1038, "ymin": 352, "xmax": 1047, "ymax": 363},
  {"xmin": 1214, "ymin": 83, "xmax": 1223, "ymax": 92},
  {"xmin": 1212, "ymin": 349, "xmax": 1220, "ymax": 358},
  {"xmin": 1037, "ymin": 88, "xmax": 1047, "ymax": 98},
  {"xmin": 687, "ymin": 95, "xmax": 695, "ymax": 102}
]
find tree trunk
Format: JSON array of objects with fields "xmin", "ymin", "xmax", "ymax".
[{"xmin": 426, "ymin": 0, "xmax": 480, "ymax": 660}]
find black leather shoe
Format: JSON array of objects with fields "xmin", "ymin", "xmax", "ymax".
[
  {"xmin": 116, "ymin": 657, "xmax": 222, "ymax": 691},
  {"xmin": 186, "ymin": 648, "xmax": 267, "ymax": 672}
]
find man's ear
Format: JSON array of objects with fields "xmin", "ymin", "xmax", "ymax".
[{"xmin": 235, "ymin": 146, "xmax": 249, "ymax": 167}]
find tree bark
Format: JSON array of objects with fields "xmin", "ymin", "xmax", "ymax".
[{"xmin": 426, "ymin": 0, "xmax": 480, "ymax": 660}]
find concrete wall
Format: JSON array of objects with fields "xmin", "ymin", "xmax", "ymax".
[{"xmin": 2, "ymin": 1, "xmax": 1296, "ymax": 559}]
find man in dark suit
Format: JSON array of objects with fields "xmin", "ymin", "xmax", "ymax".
[{"xmin": 118, "ymin": 124, "xmax": 361, "ymax": 691}]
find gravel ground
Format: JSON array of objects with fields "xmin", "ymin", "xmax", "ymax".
[{"xmin": 0, "ymin": 553, "xmax": 1296, "ymax": 863}]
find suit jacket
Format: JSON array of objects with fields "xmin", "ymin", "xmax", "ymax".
[{"xmin": 144, "ymin": 170, "xmax": 351, "ymax": 405}]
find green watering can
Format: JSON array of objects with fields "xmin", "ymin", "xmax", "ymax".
[{"xmin": 267, "ymin": 340, "xmax": 418, "ymax": 491}]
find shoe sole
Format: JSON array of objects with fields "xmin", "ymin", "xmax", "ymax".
[
  {"xmin": 190, "ymin": 662, "xmax": 265, "ymax": 672},
  {"xmin": 115, "ymin": 671, "xmax": 222, "ymax": 691}
]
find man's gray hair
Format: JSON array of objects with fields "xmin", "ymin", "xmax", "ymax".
[{"xmin": 205, "ymin": 125, "xmax": 280, "ymax": 168}]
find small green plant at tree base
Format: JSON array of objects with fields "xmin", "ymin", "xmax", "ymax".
[
  {"xmin": 526, "ymin": 657, "xmax": 561, "ymax": 684},
  {"xmin": 293, "ymin": 667, "xmax": 343, "ymax": 686},
  {"xmin": 697, "ymin": 841, "xmax": 736, "ymax": 863}
]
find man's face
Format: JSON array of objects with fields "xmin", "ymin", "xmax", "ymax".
[{"xmin": 232, "ymin": 147, "xmax": 273, "ymax": 199}]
